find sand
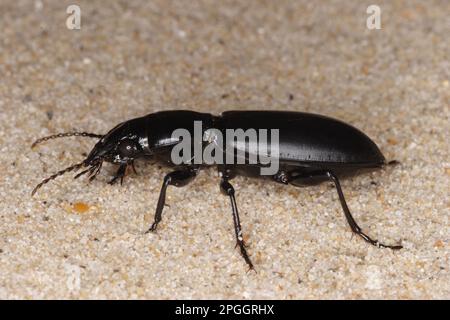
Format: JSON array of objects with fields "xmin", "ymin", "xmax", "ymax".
[{"xmin": 0, "ymin": 0, "xmax": 448, "ymax": 299}]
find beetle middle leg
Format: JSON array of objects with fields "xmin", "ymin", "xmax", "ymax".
[
  {"xmin": 145, "ymin": 167, "xmax": 198, "ymax": 233},
  {"xmin": 219, "ymin": 170, "xmax": 254, "ymax": 271},
  {"xmin": 286, "ymin": 169, "xmax": 403, "ymax": 250}
]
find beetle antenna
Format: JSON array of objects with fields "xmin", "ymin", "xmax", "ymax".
[
  {"xmin": 31, "ymin": 132, "xmax": 103, "ymax": 149},
  {"xmin": 31, "ymin": 160, "xmax": 87, "ymax": 196}
]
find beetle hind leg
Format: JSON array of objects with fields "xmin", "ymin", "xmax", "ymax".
[
  {"xmin": 324, "ymin": 171, "xmax": 402, "ymax": 250},
  {"xmin": 286, "ymin": 169, "xmax": 402, "ymax": 250}
]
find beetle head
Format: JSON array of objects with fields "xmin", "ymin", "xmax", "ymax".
[
  {"xmin": 85, "ymin": 120, "xmax": 147, "ymax": 166},
  {"xmin": 31, "ymin": 117, "xmax": 150, "ymax": 196}
]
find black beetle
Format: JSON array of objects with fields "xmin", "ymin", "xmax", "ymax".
[{"xmin": 32, "ymin": 110, "xmax": 402, "ymax": 270}]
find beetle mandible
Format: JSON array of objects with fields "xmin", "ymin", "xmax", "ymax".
[{"xmin": 32, "ymin": 110, "xmax": 402, "ymax": 270}]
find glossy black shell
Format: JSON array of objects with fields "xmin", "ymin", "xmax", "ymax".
[
  {"xmin": 95, "ymin": 110, "xmax": 386, "ymax": 170},
  {"xmin": 219, "ymin": 111, "xmax": 385, "ymax": 168}
]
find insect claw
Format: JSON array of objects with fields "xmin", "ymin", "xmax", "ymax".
[
  {"xmin": 145, "ymin": 224, "xmax": 158, "ymax": 234},
  {"xmin": 246, "ymin": 265, "xmax": 257, "ymax": 274}
]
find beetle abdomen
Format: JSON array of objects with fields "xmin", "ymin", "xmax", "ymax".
[{"xmin": 220, "ymin": 111, "xmax": 385, "ymax": 167}]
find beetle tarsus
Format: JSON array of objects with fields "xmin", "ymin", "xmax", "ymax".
[
  {"xmin": 353, "ymin": 228, "xmax": 403, "ymax": 250},
  {"xmin": 147, "ymin": 223, "xmax": 158, "ymax": 233}
]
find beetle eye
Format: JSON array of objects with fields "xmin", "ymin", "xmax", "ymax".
[{"xmin": 118, "ymin": 139, "xmax": 138, "ymax": 157}]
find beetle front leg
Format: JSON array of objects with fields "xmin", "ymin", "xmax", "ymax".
[
  {"xmin": 220, "ymin": 176, "xmax": 255, "ymax": 271},
  {"xmin": 145, "ymin": 167, "xmax": 197, "ymax": 233},
  {"xmin": 108, "ymin": 164, "xmax": 127, "ymax": 185}
]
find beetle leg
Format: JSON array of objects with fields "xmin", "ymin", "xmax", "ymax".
[
  {"xmin": 145, "ymin": 167, "xmax": 197, "ymax": 233},
  {"xmin": 131, "ymin": 161, "xmax": 138, "ymax": 174},
  {"xmin": 287, "ymin": 170, "xmax": 402, "ymax": 250},
  {"xmin": 108, "ymin": 164, "xmax": 127, "ymax": 185},
  {"xmin": 220, "ymin": 176, "xmax": 255, "ymax": 271},
  {"xmin": 324, "ymin": 171, "xmax": 403, "ymax": 250}
]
